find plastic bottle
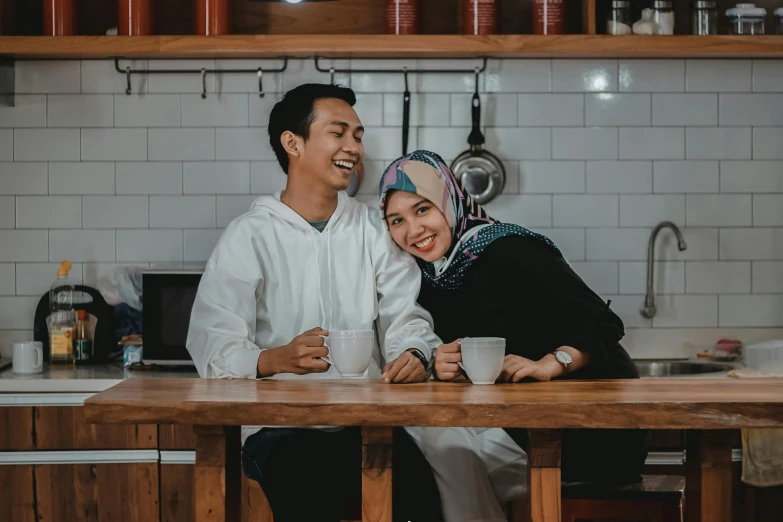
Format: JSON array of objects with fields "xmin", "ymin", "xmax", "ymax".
[
  {"xmin": 74, "ymin": 309, "xmax": 92, "ymax": 364},
  {"xmin": 49, "ymin": 260, "xmax": 75, "ymax": 364}
]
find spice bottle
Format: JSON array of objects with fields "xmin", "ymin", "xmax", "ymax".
[
  {"xmin": 386, "ymin": 0, "xmax": 421, "ymax": 35},
  {"xmin": 776, "ymin": 8, "xmax": 783, "ymax": 34},
  {"xmin": 196, "ymin": 0, "xmax": 230, "ymax": 35},
  {"xmin": 464, "ymin": 0, "xmax": 498, "ymax": 35},
  {"xmin": 119, "ymin": 0, "xmax": 152, "ymax": 36},
  {"xmin": 607, "ymin": 0, "xmax": 633, "ymax": 34},
  {"xmin": 43, "ymin": 0, "xmax": 77, "ymax": 36},
  {"xmin": 533, "ymin": 0, "xmax": 566, "ymax": 35},
  {"xmin": 692, "ymin": 0, "xmax": 717, "ymax": 35},
  {"xmin": 74, "ymin": 309, "xmax": 92, "ymax": 365}
]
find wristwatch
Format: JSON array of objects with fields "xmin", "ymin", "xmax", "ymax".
[
  {"xmin": 552, "ymin": 350, "xmax": 573, "ymax": 376},
  {"xmin": 406, "ymin": 348, "xmax": 432, "ymax": 377}
]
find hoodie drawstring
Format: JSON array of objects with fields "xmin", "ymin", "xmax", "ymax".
[{"xmin": 311, "ymin": 231, "xmax": 328, "ymax": 330}]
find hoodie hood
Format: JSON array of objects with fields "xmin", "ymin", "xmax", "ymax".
[{"xmin": 249, "ymin": 191, "xmax": 349, "ymax": 233}]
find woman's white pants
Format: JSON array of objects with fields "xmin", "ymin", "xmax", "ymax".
[{"xmin": 405, "ymin": 427, "xmax": 528, "ymax": 522}]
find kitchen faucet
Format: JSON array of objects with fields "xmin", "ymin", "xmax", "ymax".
[{"xmin": 641, "ymin": 221, "xmax": 687, "ymax": 319}]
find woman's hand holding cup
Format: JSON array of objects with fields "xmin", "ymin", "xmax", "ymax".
[{"xmin": 434, "ymin": 339, "xmax": 463, "ymax": 381}]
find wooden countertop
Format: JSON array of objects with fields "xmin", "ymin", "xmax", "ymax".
[{"xmin": 84, "ymin": 378, "xmax": 783, "ymax": 429}]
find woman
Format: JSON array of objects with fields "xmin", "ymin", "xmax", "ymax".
[{"xmin": 380, "ymin": 150, "xmax": 649, "ymax": 521}]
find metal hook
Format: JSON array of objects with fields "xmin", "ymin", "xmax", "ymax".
[
  {"xmin": 125, "ymin": 67, "xmax": 132, "ymax": 96},
  {"xmin": 201, "ymin": 68, "xmax": 207, "ymax": 99},
  {"xmin": 258, "ymin": 68, "xmax": 265, "ymax": 98},
  {"xmin": 403, "ymin": 67, "xmax": 409, "ymax": 91},
  {"xmin": 329, "ymin": 67, "xmax": 335, "ymax": 85}
]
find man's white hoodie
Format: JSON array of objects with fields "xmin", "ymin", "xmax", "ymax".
[{"xmin": 186, "ymin": 190, "xmax": 441, "ymax": 381}]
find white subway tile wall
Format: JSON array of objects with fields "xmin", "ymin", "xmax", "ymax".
[{"xmin": 0, "ymin": 57, "xmax": 781, "ymax": 343}]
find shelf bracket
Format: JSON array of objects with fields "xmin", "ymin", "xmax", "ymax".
[
  {"xmin": 313, "ymin": 56, "xmax": 488, "ymax": 76},
  {"xmin": 114, "ymin": 57, "xmax": 289, "ymax": 96},
  {"xmin": 0, "ymin": 58, "xmax": 14, "ymax": 107}
]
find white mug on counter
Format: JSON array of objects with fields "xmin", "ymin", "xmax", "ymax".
[
  {"xmin": 458, "ymin": 337, "xmax": 506, "ymax": 384},
  {"xmin": 321, "ymin": 330, "xmax": 374, "ymax": 377},
  {"xmin": 13, "ymin": 341, "xmax": 43, "ymax": 374}
]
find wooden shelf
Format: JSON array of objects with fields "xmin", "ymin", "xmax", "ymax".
[{"xmin": 1, "ymin": 35, "xmax": 782, "ymax": 60}]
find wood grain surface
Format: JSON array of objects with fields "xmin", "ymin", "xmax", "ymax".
[
  {"xmin": 193, "ymin": 425, "xmax": 241, "ymax": 522},
  {"xmin": 2, "ymin": 35, "xmax": 783, "ymax": 59},
  {"xmin": 361, "ymin": 426, "xmax": 393, "ymax": 522},
  {"xmin": 85, "ymin": 378, "xmax": 783, "ymax": 429},
  {"xmin": 0, "ymin": 406, "xmax": 34, "ymax": 450},
  {"xmin": 35, "ymin": 405, "xmax": 157, "ymax": 449}
]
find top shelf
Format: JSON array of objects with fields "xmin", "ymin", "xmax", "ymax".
[{"xmin": 1, "ymin": 35, "xmax": 782, "ymax": 60}]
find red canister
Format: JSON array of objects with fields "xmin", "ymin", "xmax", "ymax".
[
  {"xmin": 196, "ymin": 0, "xmax": 230, "ymax": 35},
  {"xmin": 533, "ymin": 0, "xmax": 567, "ymax": 34},
  {"xmin": 43, "ymin": 0, "xmax": 77, "ymax": 36},
  {"xmin": 386, "ymin": 0, "xmax": 421, "ymax": 35},
  {"xmin": 119, "ymin": 0, "xmax": 152, "ymax": 36},
  {"xmin": 463, "ymin": 0, "xmax": 498, "ymax": 35}
]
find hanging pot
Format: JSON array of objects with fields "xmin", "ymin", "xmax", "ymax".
[{"xmin": 450, "ymin": 69, "xmax": 506, "ymax": 205}]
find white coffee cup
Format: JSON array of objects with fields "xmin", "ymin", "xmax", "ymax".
[
  {"xmin": 13, "ymin": 341, "xmax": 43, "ymax": 374},
  {"xmin": 321, "ymin": 330, "xmax": 374, "ymax": 377},
  {"xmin": 458, "ymin": 337, "xmax": 506, "ymax": 385}
]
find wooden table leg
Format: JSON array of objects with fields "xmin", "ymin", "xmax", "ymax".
[
  {"xmin": 194, "ymin": 425, "xmax": 241, "ymax": 522},
  {"xmin": 685, "ymin": 430, "xmax": 733, "ymax": 522},
  {"xmin": 362, "ymin": 426, "xmax": 393, "ymax": 522},
  {"xmin": 526, "ymin": 429, "xmax": 562, "ymax": 522}
]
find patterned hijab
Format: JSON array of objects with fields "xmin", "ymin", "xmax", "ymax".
[{"xmin": 379, "ymin": 150, "xmax": 563, "ymax": 290}]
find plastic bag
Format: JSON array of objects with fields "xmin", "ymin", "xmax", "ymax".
[{"xmin": 97, "ymin": 267, "xmax": 143, "ymax": 310}]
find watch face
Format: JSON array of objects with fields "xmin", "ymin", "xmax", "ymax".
[{"xmin": 555, "ymin": 350, "xmax": 572, "ymax": 365}]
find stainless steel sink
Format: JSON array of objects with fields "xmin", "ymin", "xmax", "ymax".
[{"xmin": 634, "ymin": 360, "xmax": 734, "ymax": 378}]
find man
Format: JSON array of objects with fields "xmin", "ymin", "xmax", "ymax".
[{"xmin": 186, "ymin": 84, "xmax": 443, "ymax": 522}]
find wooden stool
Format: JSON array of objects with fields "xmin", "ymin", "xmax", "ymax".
[{"xmin": 560, "ymin": 475, "xmax": 685, "ymax": 522}]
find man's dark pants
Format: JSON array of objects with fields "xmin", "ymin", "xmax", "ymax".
[{"xmin": 242, "ymin": 427, "xmax": 444, "ymax": 522}]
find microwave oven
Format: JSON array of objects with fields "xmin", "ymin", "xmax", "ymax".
[{"xmin": 142, "ymin": 270, "xmax": 202, "ymax": 365}]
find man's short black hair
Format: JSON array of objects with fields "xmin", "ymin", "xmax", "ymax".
[{"xmin": 268, "ymin": 83, "xmax": 357, "ymax": 174}]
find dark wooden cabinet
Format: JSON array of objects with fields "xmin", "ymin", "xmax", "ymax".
[
  {"xmin": 0, "ymin": 407, "xmax": 34, "ymax": 450},
  {"xmin": 159, "ymin": 423, "xmax": 196, "ymax": 450},
  {"xmin": 0, "ymin": 465, "xmax": 36, "ymax": 522},
  {"xmin": 34, "ymin": 463, "xmax": 159, "ymax": 522},
  {"xmin": 35, "ymin": 406, "xmax": 157, "ymax": 449}
]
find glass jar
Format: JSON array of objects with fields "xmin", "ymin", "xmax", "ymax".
[
  {"xmin": 692, "ymin": 0, "xmax": 718, "ymax": 35},
  {"xmin": 652, "ymin": 0, "xmax": 675, "ymax": 34},
  {"xmin": 776, "ymin": 7, "xmax": 783, "ymax": 34},
  {"xmin": 607, "ymin": 0, "xmax": 633, "ymax": 34},
  {"xmin": 726, "ymin": 3, "xmax": 767, "ymax": 34}
]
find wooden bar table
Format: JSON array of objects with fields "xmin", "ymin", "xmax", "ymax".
[{"xmin": 84, "ymin": 378, "xmax": 783, "ymax": 522}]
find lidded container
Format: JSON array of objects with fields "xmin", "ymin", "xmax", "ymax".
[
  {"xmin": 119, "ymin": 0, "xmax": 152, "ymax": 35},
  {"xmin": 386, "ymin": 0, "xmax": 421, "ymax": 35},
  {"xmin": 776, "ymin": 7, "xmax": 783, "ymax": 34},
  {"xmin": 48, "ymin": 260, "xmax": 75, "ymax": 364},
  {"xmin": 652, "ymin": 0, "xmax": 675, "ymax": 34},
  {"xmin": 607, "ymin": 0, "xmax": 633, "ymax": 34},
  {"xmin": 726, "ymin": 3, "xmax": 767, "ymax": 34},
  {"xmin": 463, "ymin": 0, "xmax": 498, "ymax": 35},
  {"xmin": 43, "ymin": 0, "xmax": 77, "ymax": 36},
  {"xmin": 692, "ymin": 0, "xmax": 718, "ymax": 35}
]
